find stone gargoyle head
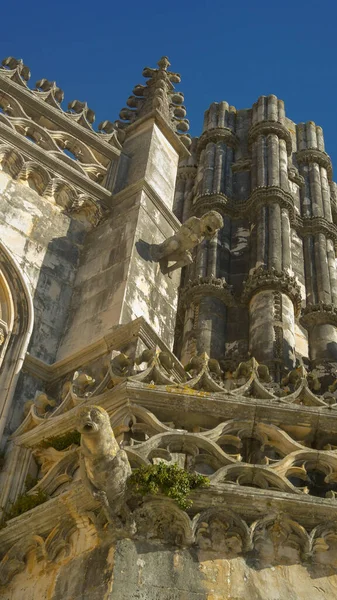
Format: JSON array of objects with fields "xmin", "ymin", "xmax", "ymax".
[
  {"xmin": 76, "ymin": 405, "xmax": 112, "ymax": 436},
  {"xmin": 200, "ymin": 211, "xmax": 223, "ymax": 239}
]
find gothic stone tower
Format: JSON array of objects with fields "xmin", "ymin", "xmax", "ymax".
[{"xmin": 1, "ymin": 56, "xmax": 337, "ymax": 599}]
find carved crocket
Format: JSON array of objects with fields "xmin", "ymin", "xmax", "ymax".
[
  {"xmin": 76, "ymin": 405, "xmax": 134, "ymax": 530},
  {"xmin": 150, "ymin": 210, "xmax": 224, "ymax": 276}
]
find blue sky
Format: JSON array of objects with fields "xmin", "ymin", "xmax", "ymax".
[{"xmin": 2, "ymin": 0, "xmax": 337, "ymax": 164}]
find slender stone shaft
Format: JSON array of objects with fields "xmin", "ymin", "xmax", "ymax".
[
  {"xmin": 268, "ymin": 203, "xmax": 282, "ymax": 271},
  {"xmin": 281, "ymin": 208, "xmax": 292, "ymax": 271}
]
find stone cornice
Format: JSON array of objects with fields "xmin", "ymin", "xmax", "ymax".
[
  {"xmin": 300, "ymin": 302, "xmax": 337, "ymax": 329},
  {"xmin": 242, "ymin": 267, "xmax": 302, "ymax": 316},
  {"xmin": 197, "ymin": 127, "xmax": 239, "ymax": 156},
  {"xmin": 248, "ymin": 120, "xmax": 293, "ymax": 155},
  {"xmin": 4, "ymin": 385, "xmax": 337, "ymax": 579},
  {"xmin": 179, "ymin": 276, "xmax": 236, "ymax": 308},
  {"xmin": 296, "ymin": 148, "xmax": 333, "ymax": 179}
]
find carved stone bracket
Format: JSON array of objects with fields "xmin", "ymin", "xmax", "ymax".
[{"xmin": 242, "ymin": 267, "xmax": 302, "ymax": 316}]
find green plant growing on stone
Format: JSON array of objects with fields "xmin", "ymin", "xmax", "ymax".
[
  {"xmin": 129, "ymin": 462, "xmax": 210, "ymax": 510},
  {"xmin": 2, "ymin": 474, "xmax": 48, "ymax": 524},
  {"xmin": 40, "ymin": 430, "xmax": 81, "ymax": 451}
]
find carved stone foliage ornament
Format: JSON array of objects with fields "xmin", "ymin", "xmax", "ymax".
[{"xmin": 150, "ymin": 211, "xmax": 224, "ymax": 276}]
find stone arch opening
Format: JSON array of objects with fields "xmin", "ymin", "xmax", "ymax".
[{"xmin": 0, "ymin": 241, "xmax": 34, "ymax": 441}]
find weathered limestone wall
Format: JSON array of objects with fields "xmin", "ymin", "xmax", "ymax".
[
  {"xmin": 4, "ymin": 538, "xmax": 337, "ymax": 600},
  {"xmin": 0, "ymin": 171, "xmax": 86, "ymax": 363}
]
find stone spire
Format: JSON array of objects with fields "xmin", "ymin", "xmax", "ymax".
[{"xmin": 118, "ymin": 56, "xmax": 191, "ymax": 148}]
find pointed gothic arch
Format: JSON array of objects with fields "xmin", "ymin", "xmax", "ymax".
[{"xmin": 0, "ymin": 241, "xmax": 34, "ymax": 441}]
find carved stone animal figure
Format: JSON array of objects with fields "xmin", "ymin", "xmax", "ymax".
[
  {"xmin": 151, "ymin": 210, "xmax": 224, "ymax": 276},
  {"xmin": 76, "ymin": 405, "xmax": 133, "ymax": 529}
]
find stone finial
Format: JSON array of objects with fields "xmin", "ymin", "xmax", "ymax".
[
  {"xmin": 0, "ymin": 57, "xmax": 30, "ymax": 85},
  {"xmin": 118, "ymin": 56, "xmax": 191, "ymax": 147}
]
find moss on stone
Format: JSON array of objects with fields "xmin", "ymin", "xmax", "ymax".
[
  {"xmin": 40, "ymin": 430, "xmax": 81, "ymax": 451},
  {"xmin": 129, "ymin": 462, "xmax": 210, "ymax": 510}
]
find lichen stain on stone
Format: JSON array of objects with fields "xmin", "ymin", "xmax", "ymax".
[{"xmin": 165, "ymin": 385, "xmax": 209, "ymax": 397}]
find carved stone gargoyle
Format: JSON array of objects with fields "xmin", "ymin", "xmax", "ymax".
[
  {"xmin": 150, "ymin": 210, "xmax": 224, "ymax": 277},
  {"xmin": 76, "ymin": 405, "xmax": 135, "ymax": 532}
]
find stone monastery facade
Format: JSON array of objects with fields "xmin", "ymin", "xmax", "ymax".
[{"xmin": 0, "ymin": 55, "xmax": 337, "ymax": 598}]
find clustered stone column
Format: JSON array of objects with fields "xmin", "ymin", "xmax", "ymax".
[
  {"xmin": 173, "ymin": 93, "xmax": 337, "ymax": 379},
  {"xmin": 243, "ymin": 95, "xmax": 300, "ymax": 377},
  {"xmin": 297, "ymin": 122, "xmax": 337, "ymax": 363},
  {"xmin": 177, "ymin": 102, "xmax": 237, "ymax": 363}
]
